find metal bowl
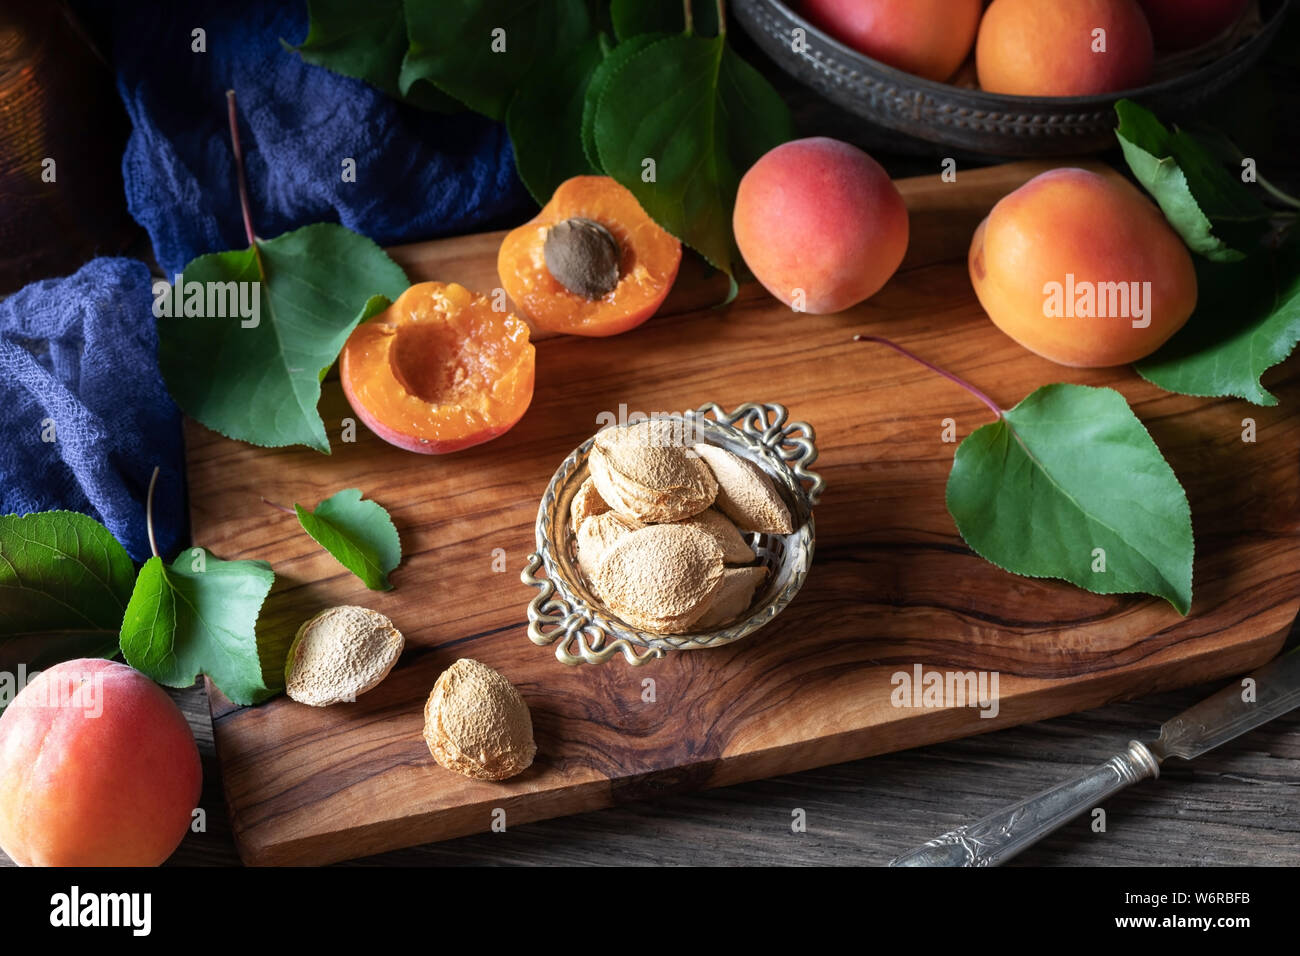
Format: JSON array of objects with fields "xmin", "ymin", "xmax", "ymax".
[
  {"xmin": 522, "ymin": 402, "xmax": 824, "ymax": 666},
  {"xmin": 733, "ymin": 0, "xmax": 1291, "ymax": 157}
]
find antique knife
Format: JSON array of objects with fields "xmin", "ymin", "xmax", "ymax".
[{"xmin": 890, "ymin": 646, "xmax": 1300, "ymax": 867}]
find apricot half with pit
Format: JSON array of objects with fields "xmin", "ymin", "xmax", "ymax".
[
  {"xmin": 498, "ymin": 175, "xmax": 682, "ymax": 336},
  {"xmin": 340, "ymin": 281, "xmax": 535, "ymax": 454}
]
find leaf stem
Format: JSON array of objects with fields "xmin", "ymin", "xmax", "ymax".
[
  {"xmin": 716, "ymin": 0, "xmax": 726, "ymax": 35},
  {"xmin": 1258, "ymin": 175, "xmax": 1300, "ymax": 211},
  {"xmin": 683, "ymin": 0, "xmax": 693, "ymax": 35},
  {"xmin": 261, "ymin": 497, "xmax": 296, "ymax": 516},
  {"xmin": 226, "ymin": 89, "xmax": 257, "ymax": 247},
  {"xmin": 855, "ymin": 334, "xmax": 1005, "ymax": 420},
  {"xmin": 1199, "ymin": 133, "xmax": 1300, "ymax": 211},
  {"xmin": 146, "ymin": 466, "xmax": 160, "ymax": 560}
]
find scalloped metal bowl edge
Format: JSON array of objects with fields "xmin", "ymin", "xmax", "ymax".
[
  {"xmin": 523, "ymin": 403, "xmax": 822, "ymax": 666},
  {"xmin": 732, "ymin": 0, "xmax": 1291, "ymax": 156}
]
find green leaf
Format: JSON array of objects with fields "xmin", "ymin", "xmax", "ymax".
[
  {"xmin": 946, "ymin": 384, "xmax": 1194, "ymax": 615},
  {"xmin": 580, "ymin": 33, "xmax": 667, "ymax": 172},
  {"xmin": 294, "ymin": 489, "xmax": 402, "ymax": 591},
  {"xmin": 592, "ymin": 35, "xmax": 794, "ymax": 281},
  {"xmin": 157, "ymin": 223, "xmax": 408, "ymax": 454},
  {"xmin": 1115, "ymin": 99, "xmax": 1272, "ymax": 262},
  {"xmin": 289, "ymin": 0, "xmax": 461, "ymax": 111},
  {"xmin": 507, "ymin": 34, "xmax": 606, "ymax": 203},
  {"xmin": 1137, "ymin": 241, "xmax": 1300, "ymax": 405},
  {"xmin": 400, "ymin": 0, "xmax": 593, "ymax": 121},
  {"xmin": 0, "ymin": 512, "xmax": 135, "ymax": 679},
  {"xmin": 330, "ymin": 293, "xmax": 395, "ymax": 383},
  {"xmin": 119, "ymin": 550, "xmax": 278, "ymax": 706},
  {"xmin": 610, "ymin": 0, "xmax": 721, "ymax": 38}
]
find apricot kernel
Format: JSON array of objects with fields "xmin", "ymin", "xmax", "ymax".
[
  {"xmin": 285, "ymin": 605, "xmax": 404, "ymax": 707},
  {"xmin": 544, "ymin": 216, "xmax": 621, "ymax": 300}
]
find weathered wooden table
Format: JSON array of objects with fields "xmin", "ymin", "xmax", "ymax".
[
  {"xmin": 158, "ymin": 629, "xmax": 1300, "ymax": 866},
  {"xmin": 7, "ymin": 649, "xmax": 1297, "ymax": 867}
]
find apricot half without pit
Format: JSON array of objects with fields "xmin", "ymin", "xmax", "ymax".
[{"xmin": 340, "ymin": 281, "xmax": 535, "ymax": 454}]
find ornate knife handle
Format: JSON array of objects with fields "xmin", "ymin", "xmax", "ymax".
[{"xmin": 890, "ymin": 740, "xmax": 1160, "ymax": 867}]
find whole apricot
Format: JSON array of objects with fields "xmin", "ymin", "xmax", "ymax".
[
  {"xmin": 969, "ymin": 168, "xmax": 1197, "ymax": 368},
  {"xmin": 976, "ymin": 0, "xmax": 1154, "ymax": 97},
  {"xmin": 1139, "ymin": 0, "xmax": 1248, "ymax": 50},
  {"xmin": 801, "ymin": 0, "xmax": 983, "ymax": 82},
  {"xmin": 0, "ymin": 659, "xmax": 201, "ymax": 866},
  {"xmin": 734, "ymin": 137, "xmax": 909, "ymax": 314}
]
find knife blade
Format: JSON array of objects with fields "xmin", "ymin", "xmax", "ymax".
[
  {"xmin": 1150, "ymin": 644, "xmax": 1300, "ymax": 760},
  {"xmin": 890, "ymin": 645, "xmax": 1300, "ymax": 867}
]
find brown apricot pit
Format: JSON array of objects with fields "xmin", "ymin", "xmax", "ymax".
[{"xmin": 544, "ymin": 216, "xmax": 621, "ymax": 299}]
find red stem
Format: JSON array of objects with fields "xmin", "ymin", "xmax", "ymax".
[
  {"xmin": 226, "ymin": 90, "xmax": 257, "ymax": 247},
  {"xmin": 855, "ymin": 334, "xmax": 1004, "ymax": 420},
  {"xmin": 261, "ymin": 497, "xmax": 296, "ymax": 516}
]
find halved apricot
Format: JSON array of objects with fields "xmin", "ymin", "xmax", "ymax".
[
  {"xmin": 340, "ymin": 282, "xmax": 535, "ymax": 454},
  {"xmin": 497, "ymin": 175, "xmax": 682, "ymax": 336}
]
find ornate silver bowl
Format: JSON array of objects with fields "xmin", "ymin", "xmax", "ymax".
[
  {"xmin": 733, "ymin": 0, "xmax": 1291, "ymax": 157},
  {"xmin": 522, "ymin": 402, "xmax": 824, "ymax": 666}
]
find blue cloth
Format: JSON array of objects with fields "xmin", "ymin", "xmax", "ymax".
[
  {"xmin": 104, "ymin": 0, "xmax": 531, "ymax": 275},
  {"xmin": 3, "ymin": 1, "xmax": 528, "ymax": 562},
  {"xmin": 0, "ymin": 259, "xmax": 185, "ymax": 563}
]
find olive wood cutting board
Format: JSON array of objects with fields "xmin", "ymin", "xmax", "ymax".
[{"xmin": 186, "ymin": 160, "xmax": 1300, "ymax": 865}]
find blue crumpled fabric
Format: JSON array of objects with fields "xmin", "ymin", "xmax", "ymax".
[
  {"xmin": 0, "ymin": 259, "xmax": 185, "ymax": 563},
  {"xmin": 101, "ymin": 0, "xmax": 532, "ymax": 275},
  {"xmin": 4, "ymin": 0, "xmax": 528, "ymax": 560}
]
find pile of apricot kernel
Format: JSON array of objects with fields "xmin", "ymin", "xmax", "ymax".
[
  {"xmin": 498, "ymin": 175, "xmax": 683, "ymax": 336},
  {"xmin": 341, "ymin": 281, "xmax": 535, "ymax": 454}
]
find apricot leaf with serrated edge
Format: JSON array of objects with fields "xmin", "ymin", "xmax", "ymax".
[
  {"xmin": 156, "ymin": 223, "xmax": 407, "ymax": 454},
  {"xmin": 580, "ymin": 33, "xmax": 666, "ymax": 173},
  {"xmin": 294, "ymin": 489, "xmax": 402, "ymax": 591},
  {"xmin": 119, "ymin": 550, "xmax": 279, "ymax": 706},
  {"xmin": 1137, "ymin": 241, "xmax": 1300, "ymax": 406},
  {"xmin": 288, "ymin": 0, "xmax": 461, "ymax": 111},
  {"xmin": 946, "ymin": 384, "xmax": 1193, "ymax": 615},
  {"xmin": 508, "ymin": 34, "xmax": 606, "ymax": 203},
  {"xmin": 1115, "ymin": 99, "xmax": 1272, "ymax": 262},
  {"xmin": 0, "ymin": 511, "xmax": 136, "ymax": 686},
  {"xmin": 592, "ymin": 34, "xmax": 794, "ymax": 293},
  {"xmin": 399, "ymin": 0, "xmax": 593, "ymax": 121}
]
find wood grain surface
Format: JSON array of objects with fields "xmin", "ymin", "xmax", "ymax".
[
  {"xmin": 163, "ymin": 661, "xmax": 1300, "ymax": 867},
  {"xmin": 183, "ymin": 161, "xmax": 1300, "ymax": 866}
]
